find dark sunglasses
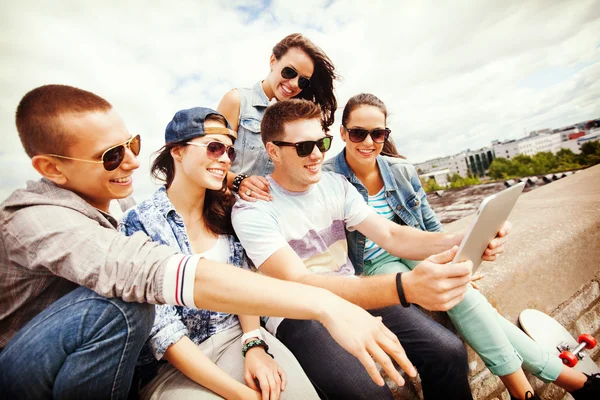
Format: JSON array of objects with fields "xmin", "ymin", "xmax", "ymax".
[
  {"xmin": 187, "ymin": 141, "xmax": 236, "ymax": 163},
  {"xmin": 343, "ymin": 127, "xmax": 391, "ymax": 144},
  {"xmin": 272, "ymin": 136, "xmax": 333, "ymax": 157},
  {"xmin": 281, "ymin": 66, "xmax": 311, "ymax": 90},
  {"xmin": 46, "ymin": 134, "xmax": 141, "ymax": 171}
]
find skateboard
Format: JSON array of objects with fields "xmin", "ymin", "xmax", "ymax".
[{"xmin": 519, "ymin": 309, "xmax": 600, "ymax": 374}]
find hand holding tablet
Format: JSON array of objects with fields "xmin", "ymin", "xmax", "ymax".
[{"xmin": 451, "ymin": 182, "xmax": 525, "ymax": 272}]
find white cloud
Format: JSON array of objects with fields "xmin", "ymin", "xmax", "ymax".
[{"xmin": 1, "ymin": 0, "xmax": 599, "ymax": 202}]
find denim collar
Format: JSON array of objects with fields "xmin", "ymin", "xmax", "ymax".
[
  {"xmin": 332, "ymin": 149, "xmax": 399, "ymax": 194},
  {"xmin": 151, "ymin": 186, "xmax": 178, "ymax": 220},
  {"xmin": 252, "ymin": 81, "xmax": 271, "ymax": 108}
]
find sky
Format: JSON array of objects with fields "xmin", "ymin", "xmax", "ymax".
[{"xmin": 1, "ymin": 0, "xmax": 599, "ymax": 201}]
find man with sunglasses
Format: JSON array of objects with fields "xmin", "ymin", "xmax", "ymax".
[
  {"xmin": 231, "ymin": 99, "xmax": 477, "ymax": 399},
  {"xmin": 0, "ymin": 85, "xmax": 424, "ymax": 399}
]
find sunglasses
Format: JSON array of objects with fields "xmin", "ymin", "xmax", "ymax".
[
  {"xmin": 343, "ymin": 127, "xmax": 391, "ymax": 144},
  {"xmin": 272, "ymin": 136, "xmax": 333, "ymax": 157},
  {"xmin": 186, "ymin": 141, "xmax": 236, "ymax": 163},
  {"xmin": 46, "ymin": 134, "xmax": 141, "ymax": 171},
  {"xmin": 281, "ymin": 66, "xmax": 311, "ymax": 90}
]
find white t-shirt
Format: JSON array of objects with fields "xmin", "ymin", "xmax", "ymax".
[
  {"xmin": 199, "ymin": 235, "xmax": 229, "ymax": 263},
  {"xmin": 231, "ymin": 172, "xmax": 374, "ymax": 333}
]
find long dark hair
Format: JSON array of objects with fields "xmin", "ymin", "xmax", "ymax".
[
  {"xmin": 273, "ymin": 33, "xmax": 339, "ymax": 131},
  {"xmin": 341, "ymin": 93, "xmax": 405, "ymax": 159},
  {"xmin": 151, "ymin": 117, "xmax": 236, "ymax": 236}
]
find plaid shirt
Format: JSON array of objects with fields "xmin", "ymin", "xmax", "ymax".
[{"xmin": 0, "ymin": 178, "xmax": 182, "ymax": 350}]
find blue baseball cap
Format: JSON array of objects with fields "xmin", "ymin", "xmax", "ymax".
[{"xmin": 165, "ymin": 107, "xmax": 237, "ymax": 144}]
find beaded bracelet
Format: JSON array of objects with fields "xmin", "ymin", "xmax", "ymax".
[
  {"xmin": 395, "ymin": 272, "xmax": 411, "ymax": 308},
  {"xmin": 242, "ymin": 338, "xmax": 274, "ymax": 358},
  {"xmin": 232, "ymin": 173, "xmax": 248, "ymax": 193}
]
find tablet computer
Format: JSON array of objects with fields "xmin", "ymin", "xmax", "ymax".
[{"xmin": 452, "ymin": 181, "xmax": 525, "ymax": 272}]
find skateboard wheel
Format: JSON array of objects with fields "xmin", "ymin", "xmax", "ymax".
[
  {"xmin": 559, "ymin": 351, "xmax": 578, "ymax": 367},
  {"xmin": 578, "ymin": 334, "xmax": 597, "ymax": 349}
]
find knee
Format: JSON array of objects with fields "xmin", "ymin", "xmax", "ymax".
[
  {"xmin": 110, "ymin": 300, "xmax": 155, "ymax": 341},
  {"xmin": 87, "ymin": 298, "xmax": 155, "ymax": 343},
  {"xmin": 437, "ymin": 333, "xmax": 469, "ymax": 367}
]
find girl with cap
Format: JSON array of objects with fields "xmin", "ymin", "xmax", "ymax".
[
  {"xmin": 217, "ymin": 33, "xmax": 338, "ymax": 203},
  {"xmin": 323, "ymin": 93, "xmax": 600, "ymax": 400},
  {"xmin": 120, "ymin": 107, "xmax": 318, "ymax": 400}
]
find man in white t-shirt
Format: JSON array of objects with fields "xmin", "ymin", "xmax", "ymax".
[{"xmin": 232, "ymin": 99, "xmax": 486, "ymax": 399}]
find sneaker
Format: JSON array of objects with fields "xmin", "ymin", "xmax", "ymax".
[
  {"xmin": 510, "ymin": 391, "xmax": 541, "ymax": 400},
  {"xmin": 571, "ymin": 373, "xmax": 600, "ymax": 400}
]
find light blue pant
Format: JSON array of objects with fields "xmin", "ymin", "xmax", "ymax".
[{"xmin": 363, "ymin": 252, "xmax": 563, "ymax": 382}]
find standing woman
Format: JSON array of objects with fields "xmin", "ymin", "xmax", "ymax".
[
  {"xmin": 121, "ymin": 107, "xmax": 318, "ymax": 400},
  {"xmin": 323, "ymin": 93, "xmax": 599, "ymax": 400},
  {"xmin": 217, "ymin": 33, "xmax": 338, "ymax": 202}
]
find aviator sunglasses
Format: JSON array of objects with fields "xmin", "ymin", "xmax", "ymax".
[
  {"xmin": 281, "ymin": 66, "xmax": 311, "ymax": 90},
  {"xmin": 46, "ymin": 134, "xmax": 141, "ymax": 171},
  {"xmin": 343, "ymin": 127, "xmax": 391, "ymax": 144},
  {"xmin": 186, "ymin": 141, "xmax": 236, "ymax": 163},
  {"xmin": 272, "ymin": 136, "xmax": 333, "ymax": 157}
]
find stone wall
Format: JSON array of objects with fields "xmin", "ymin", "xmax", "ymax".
[{"xmin": 389, "ymin": 164, "xmax": 600, "ymax": 399}]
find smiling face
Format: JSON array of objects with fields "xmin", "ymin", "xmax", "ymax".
[
  {"xmin": 265, "ymin": 47, "xmax": 314, "ymax": 101},
  {"xmin": 55, "ymin": 109, "xmax": 139, "ymax": 211},
  {"xmin": 269, "ymin": 117, "xmax": 327, "ymax": 192},
  {"xmin": 174, "ymin": 119, "xmax": 233, "ymax": 192},
  {"xmin": 341, "ymin": 105, "xmax": 387, "ymax": 168}
]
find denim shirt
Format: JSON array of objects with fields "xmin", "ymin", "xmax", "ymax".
[
  {"xmin": 119, "ymin": 187, "xmax": 242, "ymax": 362},
  {"xmin": 323, "ymin": 150, "xmax": 442, "ymax": 274},
  {"xmin": 231, "ymin": 81, "xmax": 274, "ymax": 177}
]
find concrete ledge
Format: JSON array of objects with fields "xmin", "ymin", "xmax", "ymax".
[
  {"xmin": 445, "ymin": 164, "xmax": 600, "ymax": 399},
  {"xmin": 388, "ymin": 165, "xmax": 600, "ymax": 399}
]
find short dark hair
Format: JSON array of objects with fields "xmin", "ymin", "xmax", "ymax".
[
  {"xmin": 15, "ymin": 84, "xmax": 112, "ymax": 158},
  {"xmin": 261, "ymin": 99, "xmax": 323, "ymax": 145},
  {"xmin": 272, "ymin": 33, "xmax": 339, "ymax": 130}
]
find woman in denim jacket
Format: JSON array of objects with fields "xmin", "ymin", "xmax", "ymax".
[
  {"xmin": 217, "ymin": 33, "xmax": 338, "ymax": 203},
  {"xmin": 323, "ymin": 93, "xmax": 598, "ymax": 400},
  {"xmin": 120, "ymin": 107, "xmax": 317, "ymax": 400}
]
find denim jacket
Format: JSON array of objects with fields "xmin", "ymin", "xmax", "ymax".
[
  {"xmin": 323, "ymin": 150, "xmax": 442, "ymax": 274},
  {"xmin": 119, "ymin": 187, "xmax": 243, "ymax": 362},
  {"xmin": 231, "ymin": 81, "xmax": 274, "ymax": 177}
]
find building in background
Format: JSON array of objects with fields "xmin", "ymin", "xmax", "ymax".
[
  {"xmin": 492, "ymin": 139, "xmax": 520, "ymax": 160},
  {"xmin": 419, "ymin": 169, "xmax": 451, "ymax": 188},
  {"xmin": 465, "ymin": 147, "xmax": 495, "ymax": 177},
  {"xmin": 413, "ymin": 117, "xmax": 599, "ymax": 179},
  {"xmin": 414, "ymin": 154, "xmax": 468, "ymax": 177}
]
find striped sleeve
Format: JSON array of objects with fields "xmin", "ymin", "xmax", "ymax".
[{"xmin": 162, "ymin": 254, "xmax": 201, "ymax": 308}]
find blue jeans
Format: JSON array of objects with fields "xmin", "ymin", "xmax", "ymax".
[
  {"xmin": 0, "ymin": 286, "xmax": 154, "ymax": 400},
  {"xmin": 276, "ymin": 304, "xmax": 472, "ymax": 400}
]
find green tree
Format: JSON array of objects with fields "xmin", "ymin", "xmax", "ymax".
[
  {"xmin": 532, "ymin": 152, "xmax": 558, "ymax": 175},
  {"xmin": 423, "ymin": 178, "xmax": 442, "ymax": 192},
  {"xmin": 511, "ymin": 154, "xmax": 535, "ymax": 176},
  {"xmin": 448, "ymin": 173, "xmax": 481, "ymax": 188},
  {"xmin": 580, "ymin": 141, "xmax": 600, "ymax": 166},
  {"xmin": 555, "ymin": 148, "xmax": 581, "ymax": 171},
  {"xmin": 488, "ymin": 157, "xmax": 513, "ymax": 179}
]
